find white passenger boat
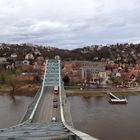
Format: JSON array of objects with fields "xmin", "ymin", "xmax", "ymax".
[{"xmin": 107, "ymin": 92, "xmax": 128, "ymax": 104}]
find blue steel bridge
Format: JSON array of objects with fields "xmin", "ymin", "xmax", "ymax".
[{"xmin": 0, "ymin": 58, "xmax": 98, "ymax": 140}]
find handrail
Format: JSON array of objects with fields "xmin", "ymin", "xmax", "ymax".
[{"xmin": 58, "ymin": 60, "xmax": 99, "ymax": 140}]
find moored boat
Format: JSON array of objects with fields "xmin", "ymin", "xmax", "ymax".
[{"xmin": 107, "ymin": 92, "xmax": 128, "ymax": 104}]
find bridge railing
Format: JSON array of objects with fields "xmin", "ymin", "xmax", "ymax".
[
  {"xmin": 20, "ymin": 86, "xmax": 41, "ymax": 123},
  {"xmin": 58, "ymin": 60, "xmax": 99, "ymax": 140},
  {"xmin": 20, "ymin": 60, "xmax": 48, "ymax": 123},
  {"xmin": 27, "ymin": 60, "xmax": 48, "ymax": 122}
]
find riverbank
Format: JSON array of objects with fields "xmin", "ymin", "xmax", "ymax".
[
  {"xmin": 0, "ymin": 84, "xmax": 39, "ymax": 97},
  {"xmin": 66, "ymin": 87, "xmax": 140, "ymax": 96}
]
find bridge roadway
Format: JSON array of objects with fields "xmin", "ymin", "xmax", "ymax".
[{"xmin": 32, "ymin": 87, "xmax": 61, "ymax": 123}]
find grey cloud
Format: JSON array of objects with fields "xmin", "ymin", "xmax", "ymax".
[{"xmin": 0, "ymin": 0, "xmax": 140, "ymax": 49}]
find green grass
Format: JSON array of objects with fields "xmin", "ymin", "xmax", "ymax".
[
  {"xmin": 0, "ymin": 71, "xmax": 16, "ymax": 81},
  {"xmin": 66, "ymin": 90, "xmax": 140, "ymax": 96},
  {"xmin": 0, "ymin": 84, "xmax": 10, "ymax": 90}
]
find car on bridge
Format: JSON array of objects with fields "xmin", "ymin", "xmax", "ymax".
[
  {"xmin": 54, "ymin": 86, "xmax": 59, "ymax": 95},
  {"xmin": 51, "ymin": 117, "xmax": 57, "ymax": 122},
  {"xmin": 53, "ymin": 103, "xmax": 58, "ymax": 108},
  {"xmin": 53, "ymin": 98, "xmax": 57, "ymax": 102}
]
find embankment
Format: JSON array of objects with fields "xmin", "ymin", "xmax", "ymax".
[
  {"xmin": 66, "ymin": 88, "xmax": 140, "ymax": 96},
  {"xmin": 0, "ymin": 85, "xmax": 39, "ymax": 96}
]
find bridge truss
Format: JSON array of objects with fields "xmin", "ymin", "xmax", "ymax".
[{"xmin": 0, "ymin": 58, "xmax": 98, "ymax": 140}]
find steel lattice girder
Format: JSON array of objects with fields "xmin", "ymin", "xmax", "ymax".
[
  {"xmin": 43, "ymin": 59, "xmax": 60, "ymax": 87},
  {"xmin": 44, "ymin": 83, "xmax": 59, "ymax": 86}
]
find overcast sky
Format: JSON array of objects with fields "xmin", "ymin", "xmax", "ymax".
[{"xmin": 0, "ymin": 0, "xmax": 140, "ymax": 49}]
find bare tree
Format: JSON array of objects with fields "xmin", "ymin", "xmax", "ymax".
[
  {"xmin": 8, "ymin": 78, "xmax": 21, "ymax": 100},
  {"xmin": 86, "ymin": 70, "xmax": 91, "ymax": 89}
]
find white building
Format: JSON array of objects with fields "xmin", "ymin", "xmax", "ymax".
[
  {"xmin": 81, "ymin": 66, "xmax": 107, "ymax": 82},
  {"xmin": 11, "ymin": 53, "xmax": 17, "ymax": 58},
  {"xmin": 23, "ymin": 60, "xmax": 30, "ymax": 65},
  {"xmin": 0, "ymin": 57, "xmax": 7, "ymax": 64},
  {"xmin": 25, "ymin": 53, "xmax": 34, "ymax": 60}
]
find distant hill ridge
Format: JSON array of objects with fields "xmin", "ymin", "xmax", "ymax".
[{"xmin": 0, "ymin": 43, "xmax": 140, "ymax": 62}]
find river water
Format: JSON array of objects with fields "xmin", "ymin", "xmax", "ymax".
[
  {"xmin": 68, "ymin": 95, "xmax": 140, "ymax": 140},
  {"xmin": 0, "ymin": 94, "xmax": 139, "ymax": 140},
  {"xmin": 0, "ymin": 96, "xmax": 32, "ymax": 128}
]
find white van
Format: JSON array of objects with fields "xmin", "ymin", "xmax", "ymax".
[
  {"xmin": 54, "ymin": 86, "xmax": 59, "ymax": 95},
  {"xmin": 51, "ymin": 117, "xmax": 57, "ymax": 122}
]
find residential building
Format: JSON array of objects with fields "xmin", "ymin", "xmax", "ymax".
[{"xmin": 0, "ymin": 57, "xmax": 7, "ymax": 64}]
